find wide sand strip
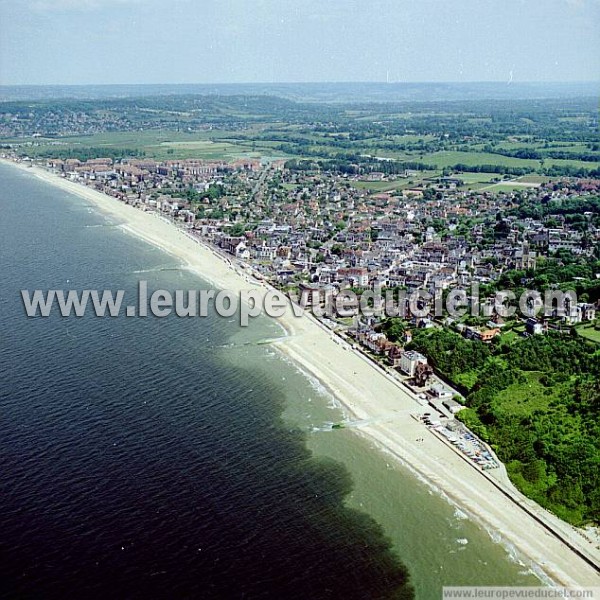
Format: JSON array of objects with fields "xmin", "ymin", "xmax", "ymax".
[{"xmin": 4, "ymin": 159, "xmax": 599, "ymax": 587}]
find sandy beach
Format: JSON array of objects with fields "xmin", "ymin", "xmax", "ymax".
[{"xmin": 5, "ymin": 159, "xmax": 600, "ymax": 587}]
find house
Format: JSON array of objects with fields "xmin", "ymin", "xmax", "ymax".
[
  {"xmin": 564, "ymin": 303, "xmax": 597, "ymax": 325},
  {"xmin": 359, "ymin": 331, "xmax": 392, "ymax": 354},
  {"xmin": 478, "ymin": 328, "xmax": 501, "ymax": 343},
  {"xmin": 400, "ymin": 350, "xmax": 428, "ymax": 377},
  {"xmin": 578, "ymin": 303, "xmax": 596, "ymax": 322},
  {"xmin": 442, "ymin": 398, "xmax": 465, "ymax": 414},
  {"xmin": 414, "ymin": 361, "xmax": 433, "ymax": 387},
  {"xmin": 253, "ymin": 244, "xmax": 277, "ymax": 261},
  {"xmin": 388, "ymin": 345, "xmax": 403, "ymax": 368},
  {"xmin": 440, "ymin": 176, "xmax": 464, "ymax": 188},
  {"xmin": 547, "ymin": 228, "xmax": 583, "ymax": 254},
  {"xmin": 430, "ymin": 384, "xmax": 453, "ymax": 400},
  {"xmin": 525, "ymin": 318, "xmax": 544, "ymax": 335},
  {"xmin": 221, "ymin": 236, "xmax": 246, "ymax": 256},
  {"xmin": 337, "ymin": 267, "xmax": 368, "ymax": 288},
  {"xmin": 465, "ymin": 327, "xmax": 500, "ymax": 343},
  {"xmin": 298, "ymin": 283, "xmax": 335, "ymax": 307}
]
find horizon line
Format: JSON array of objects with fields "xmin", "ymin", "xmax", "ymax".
[{"xmin": 1, "ymin": 80, "xmax": 599, "ymax": 88}]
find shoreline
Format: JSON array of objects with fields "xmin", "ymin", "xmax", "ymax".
[{"xmin": 3, "ymin": 158, "xmax": 599, "ymax": 587}]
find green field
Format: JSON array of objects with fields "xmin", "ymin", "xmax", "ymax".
[
  {"xmin": 7, "ymin": 126, "xmax": 599, "ymax": 173},
  {"xmin": 410, "ymin": 150, "xmax": 598, "ymax": 171},
  {"xmin": 451, "ymin": 172, "xmax": 502, "ymax": 190},
  {"xmin": 577, "ymin": 325, "xmax": 600, "ymax": 344},
  {"xmin": 10, "ymin": 130, "xmax": 290, "ymax": 162},
  {"xmin": 351, "ymin": 179, "xmax": 417, "ymax": 192},
  {"xmin": 454, "ymin": 172, "xmax": 501, "ymax": 183},
  {"xmin": 514, "ymin": 175, "xmax": 556, "ymax": 184},
  {"xmin": 493, "ymin": 371, "xmax": 560, "ymax": 417},
  {"xmin": 479, "ymin": 181, "xmax": 543, "ymax": 192}
]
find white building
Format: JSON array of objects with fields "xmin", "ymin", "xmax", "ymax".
[
  {"xmin": 400, "ymin": 350, "xmax": 428, "ymax": 377},
  {"xmin": 526, "ymin": 318, "xmax": 544, "ymax": 335},
  {"xmin": 578, "ymin": 303, "xmax": 596, "ymax": 322},
  {"xmin": 564, "ymin": 303, "xmax": 597, "ymax": 325},
  {"xmin": 442, "ymin": 398, "xmax": 465, "ymax": 414},
  {"xmin": 430, "ymin": 384, "xmax": 454, "ymax": 400}
]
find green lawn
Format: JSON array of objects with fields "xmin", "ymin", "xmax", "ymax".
[
  {"xmin": 577, "ymin": 325, "xmax": 600, "ymax": 344},
  {"xmin": 515, "ymin": 175, "xmax": 555, "ymax": 184},
  {"xmin": 417, "ymin": 150, "xmax": 540, "ymax": 169},
  {"xmin": 387, "ymin": 150, "xmax": 599, "ymax": 173},
  {"xmin": 499, "ymin": 330, "xmax": 520, "ymax": 344},
  {"xmin": 480, "ymin": 181, "xmax": 543, "ymax": 192},
  {"xmin": 455, "ymin": 172, "xmax": 501, "ymax": 184},
  {"xmin": 454, "ymin": 370, "xmax": 479, "ymax": 391},
  {"xmin": 351, "ymin": 179, "xmax": 413, "ymax": 192}
]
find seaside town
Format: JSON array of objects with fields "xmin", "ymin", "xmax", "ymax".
[
  {"xmin": 7, "ymin": 153, "xmax": 599, "ymax": 475},
  {"xmin": 26, "ymin": 155, "xmax": 600, "ymax": 337},
  {"xmin": 3, "ymin": 0, "xmax": 600, "ymax": 591}
]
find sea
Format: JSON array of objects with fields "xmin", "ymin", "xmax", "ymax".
[{"xmin": 0, "ymin": 162, "xmax": 542, "ymax": 599}]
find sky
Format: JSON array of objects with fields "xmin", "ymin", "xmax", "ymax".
[{"xmin": 0, "ymin": 0, "xmax": 598, "ymax": 85}]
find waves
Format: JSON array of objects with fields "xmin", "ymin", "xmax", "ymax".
[{"xmin": 131, "ymin": 265, "xmax": 188, "ymax": 274}]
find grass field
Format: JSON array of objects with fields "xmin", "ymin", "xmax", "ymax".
[
  {"xmin": 577, "ymin": 325, "xmax": 600, "ymax": 344},
  {"xmin": 455, "ymin": 172, "xmax": 502, "ymax": 183},
  {"xmin": 349, "ymin": 170, "xmax": 567, "ymax": 193},
  {"xmin": 479, "ymin": 181, "xmax": 543, "ymax": 192},
  {"xmin": 452, "ymin": 172, "xmax": 502, "ymax": 190},
  {"xmin": 493, "ymin": 371, "xmax": 561, "ymax": 418},
  {"xmin": 514, "ymin": 175, "xmax": 556, "ymax": 184},
  {"xmin": 12, "ymin": 130, "xmax": 290, "ymax": 162},
  {"xmin": 410, "ymin": 150, "xmax": 598, "ymax": 171},
  {"xmin": 8, "ymin": 128, "xmax": 599, "ymax": 172},
  {"xmin": 351, "ymin": 179, "xmax": 415, "ymax": 192}
]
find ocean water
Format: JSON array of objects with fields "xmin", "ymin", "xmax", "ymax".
[{"xmin": 0, "ymin": 164, "xmax": 540, "ymax": 599}]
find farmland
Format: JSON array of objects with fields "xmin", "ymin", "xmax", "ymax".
[{"xmin": 2, "ymin": 94, "xmax": 598, "ymax": 178}]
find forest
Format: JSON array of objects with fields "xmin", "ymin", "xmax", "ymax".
[{"xmin": 406, "ymin": 328, "xmax": 600, "ymax": 525}]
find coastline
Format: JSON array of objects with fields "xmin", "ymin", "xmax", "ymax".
[{"xmin": 4, "ymin": 159, "xmax": 599, "ymax": 587}]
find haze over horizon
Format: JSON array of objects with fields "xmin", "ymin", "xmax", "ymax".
[{"xmin": 1, "ymin": 0, "xmax": 599, "ymax": 86}]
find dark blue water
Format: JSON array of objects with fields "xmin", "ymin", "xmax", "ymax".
[{"xmin": 0, "ymin": 164, "xmax": 413, "ymax": 599}]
